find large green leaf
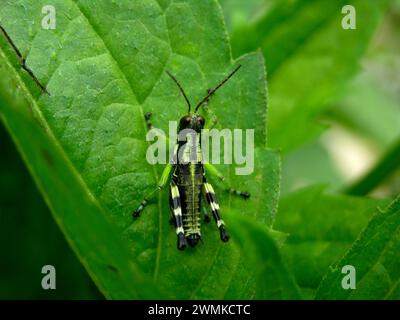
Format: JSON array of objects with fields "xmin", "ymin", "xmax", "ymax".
[
  {"xmin": 316, "ymin": 195, "xmax": 400, "ymax": 299},
  {"xmin": 0, "ymin": 51, "xmax": 162, "ymax": 299},
  {"xmin": 0, "ymin": 0, "xmax": 280, "ymax": 299},
  {"xmin": 275, "ymin": 186, "xmax": 387, "ymax": 298},
  {"xmin": 228, "ymin": 0, "xmax": 388, "ymax": 153}
]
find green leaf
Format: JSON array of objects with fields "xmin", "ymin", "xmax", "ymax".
[
  {"xmin": 0, "ymin": 0, "xmax": 279, "ymax": 299},
  {"xmin": 275, "ymin": 186, "xmax": 387, "ymax": 298},
  {"xmin": 0, "ymin": 123, "xmax": 100, "ymax": 299},
  {"xmin": 227, "ymin": 212, "xmax": 301, "ymax": 299},
  {"xmin": 316, "ymin": 195, "xmax": 400, "ymax": 299},
  {"xmin": 229, "ymin": 0, "xmax": 389, "ymax": 153}
]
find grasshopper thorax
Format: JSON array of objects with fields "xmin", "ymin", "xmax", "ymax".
[{"xmin": 178, "ymin": 114, "xmax": 205, "ymax": 133}]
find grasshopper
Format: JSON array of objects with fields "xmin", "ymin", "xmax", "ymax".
[{"xmin": 133, "ymin": 66, "xmax": 250, "ymax": 250}]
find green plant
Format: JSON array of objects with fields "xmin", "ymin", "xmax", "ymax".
[{"xmin": 0, "ymin": 0, "xmax": 399, "ymax": 300}]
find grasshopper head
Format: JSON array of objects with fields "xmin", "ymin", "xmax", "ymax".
[{"xmin": 178, "ymin": 114, "xmax": 205, "ymax": 133}]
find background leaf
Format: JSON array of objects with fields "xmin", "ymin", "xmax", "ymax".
[
  {"xmin": 316, "ymin": 196, "xmax": 400, "ymax": 299},
  {"xmin": 228, "ymin": 212, "xmax": 301, "ymax": 299},
  {"xmin": 276, "ymin": 2, "xmax": 400, "ymax": 197},
  {"xmin": 275, "ymin": 186, "xmax": 388, "ymax": 298}
]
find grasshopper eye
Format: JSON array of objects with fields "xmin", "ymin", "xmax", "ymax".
[
  {"xmin": 180, "ymin": 116, "xmax": 192, "ymax": 127},
  {"xmin": 198, "ymin": 116, "xmax": 205, "ymax": 126}
]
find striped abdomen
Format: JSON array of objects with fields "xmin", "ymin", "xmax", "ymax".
[{"xmin": 177, "ymin": 163, "xmax": 203, "ymax": 245}]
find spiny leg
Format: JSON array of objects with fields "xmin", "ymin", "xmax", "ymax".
[
  {"xmin": 228, "ymin": 188, "xmax": 251, "ymax": 199},
  {"xmin": 144, "ymin": 112, "xmax": 178, "ymax": 164},
  {"xmin": 132, "ymin": 163, "xmax": 174, "ymax": 217},
  {"xmin": 203, "ymin": 178, "xmax": 229, "ymax": 242},
  {"xmin": 145, "ymin": 112, "xmax": 154, "ymax": 130},
  {"xmin": 0, "ymin": 25, "xmax": 49, "ymax": 95},
  {"xmin": 132, "ymin": 190, "xmax": 154, "ymax": 218},
  {"xmin": 204, "ymin": 163, "xmax": 250, "ymax": 199},
  {"xmin": 169, "ymin": 179, "xmax": 187, "ymax": 250}
]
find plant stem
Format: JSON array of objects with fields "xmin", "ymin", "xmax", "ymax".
[{"xmin": 345, "ymin": 138, "xmax": 400, "ymax": 196}]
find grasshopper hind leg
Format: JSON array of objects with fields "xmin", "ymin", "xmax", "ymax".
[
  {"xmin": 203, "ymin": 179, "xmax": 230, "ymax": 243},
  {"xmin": 169, "ymin": 180, "xmax": 188, "ymax": 250}
]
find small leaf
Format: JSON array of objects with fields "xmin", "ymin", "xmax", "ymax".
[
  {"xmin": 275, "ymin": 186, "xmax": 387, "ymax": 297},
  {"xmin": 227, "ymin": 212, "xmax": 301, "ymax": 299}
]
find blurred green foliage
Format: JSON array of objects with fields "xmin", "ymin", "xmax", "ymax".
[{"xmin": 221, "ymin": 0, "xmax": 400, "ymax": 197}]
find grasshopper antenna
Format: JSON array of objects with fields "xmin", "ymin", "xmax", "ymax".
[
  {"xmin": 166, "ymin": 70, "xmax": 192, "ymax": 113},
  {"xmin": 0, "ymin": 24, "xmax": 49, "ymax": 95},
  {"xmin": 194, "ymin": 65, "xmax": 241, "ymax": 113}
]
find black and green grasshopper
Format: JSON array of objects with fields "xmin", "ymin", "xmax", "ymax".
[{"xmin": 133, "ymin": 66, "xmax": 250, "ymax": 250}]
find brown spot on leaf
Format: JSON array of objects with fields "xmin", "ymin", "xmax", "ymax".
[
  {"xmin": 41, "ymin": 148, "xmax": 54, "ymax": 167},
  {"xmin": 106, "ymin": 265, "xmax": 119, "ymax": 274}
]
